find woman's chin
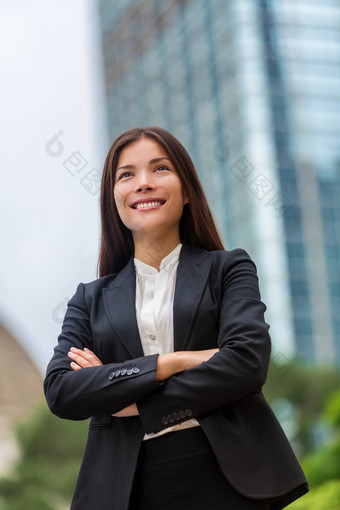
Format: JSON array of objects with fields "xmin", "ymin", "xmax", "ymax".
[{"xmin": 131, "ymin": 221, "xmax": 179, "ymax": 238}]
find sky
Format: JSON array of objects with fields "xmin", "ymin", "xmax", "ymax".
[{"xmin": 0, "ymin": 0, "xmax": 108, "ymax": 373}]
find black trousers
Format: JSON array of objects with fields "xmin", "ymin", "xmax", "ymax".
[{"xmin": 129, "ymin": 427, "xmax": 271, "ymax": 510}]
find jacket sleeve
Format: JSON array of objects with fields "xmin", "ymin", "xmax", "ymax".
[
  {"xmin": 137, "ymin": 248, "xmax": 272, "ymax": 434},
  {"xmin": 44, "ymin": 282, "xmax": 160, "ymax": 421}
]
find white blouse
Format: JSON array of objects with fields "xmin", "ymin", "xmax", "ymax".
[{"xmin": 134, "ymin": 242, "xmax": 200, "ymax": 441}]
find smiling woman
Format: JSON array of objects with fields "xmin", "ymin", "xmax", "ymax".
[
  {"xmin": 97, "ymin": 126, "xmax": 224, "ymax": 275},
  {"xmin": 44, "ymin": 126, "xmax": 309, "ymax": 510},
  {"xmin": 113, "ymin": 138, "xmax": 190, "ymax": 269}
]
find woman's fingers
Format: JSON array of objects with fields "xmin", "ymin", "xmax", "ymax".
[
  {"xmin": 193, "ymin": 348, "xmax": 219, "ymax": 362},
  {"xmin": 70, "ymin": 361, "xmax": 82, "ymax": 371},
  {"xmin": 179, "ymin": 348, "xmax": 220, "ymax": 371},
  {"xmin": 112, "ymin": 403, "xmax": 139, "ymax": 417},
  {"xmin": 83, "ymin": 347, "xmax": 104, "ymax": 365},
  {"xmin": 203, "ymin": 348, "xmax": 219, "ymax": 360},
  {"xmin": 68, "ymin": 347, "xmax": 103, "ymax": 370}
]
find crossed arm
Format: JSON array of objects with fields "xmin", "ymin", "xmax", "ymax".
[{"xmin": 67, "ymin": 347, "xmax": 219, "ymax": 417}]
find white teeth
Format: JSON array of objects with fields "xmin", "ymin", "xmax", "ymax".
[{"xmin": 135, "ymin": 201, "xmax": 163, "ymax": 209}]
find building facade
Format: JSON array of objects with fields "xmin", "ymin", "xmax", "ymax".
[
  {"xmin": 96, "ymin": 0, "xmax": 340, "ymax": 364},
  {"xmin": 0, "ymin": 323, "xmax": 43, "ymax": 475}
]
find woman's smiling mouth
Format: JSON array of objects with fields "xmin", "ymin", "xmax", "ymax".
[{"xmin": 131, "ymin": 199, "xmax": 166, "ymax": 210}]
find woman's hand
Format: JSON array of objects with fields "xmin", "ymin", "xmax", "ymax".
[
  {"xmin": 113, "ymin": 349, "xmax": 219, "ymax": 417},
  {"xmin": 67, "ymin": 348, "xmax": 137, "ymax": 417},
  {"xmin": 179, "ymin": 348, "xmax": 219, "ymax": 371},
  {"xmin": 68, "ymin": 347, "xmax": 103, "ymax": 371},
  {"xmin": 112, "ymin": 403, "xmax": 139, "ymax": 418},
  {"xmin": 155, "ymin": 348, "xmax": 219, "ymax": 382},
  {"xmin": 68, "ymin": 347, "xmax": 219, "ymax": 416}
]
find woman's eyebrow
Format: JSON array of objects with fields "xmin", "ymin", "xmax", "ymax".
[{"xmin": 116, "ymin": 157, "xmax": 172, "ymax": 171}]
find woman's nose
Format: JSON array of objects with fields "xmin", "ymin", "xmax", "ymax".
[{"xmin": 136, "ymin": 171, "xmax": 155, "ymax": 192}]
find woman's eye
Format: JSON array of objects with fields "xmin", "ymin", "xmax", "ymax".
[
  {"xmin": 117, "ymin": 172, "xmax": 131, "ymax": 180},
  {"xmin": 117, "ymin": 166, "xmax": 169, "ymax": 181}
]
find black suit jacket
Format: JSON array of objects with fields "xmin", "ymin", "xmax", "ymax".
[{"xmin": 44, "ymin": 241, "xmax": 309, "ymax": 510}]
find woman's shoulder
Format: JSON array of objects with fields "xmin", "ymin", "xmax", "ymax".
[
  {"xmin": 70, "ymin": 272, "xmax": 120, "ymax": 303},
  {"xmin": 184, "ymin": 241, "xmax": 250, "ymax": 258},
  {"xmin": 210, "ymin": 246, "xmax": 252, "ymax": 259},
  {"xmin": 184, "ymin": 242, "xmax": 257, "ymax": 277},
  {"xmin": 206, "ymin": 244, "xmax": 255, "ymax": 264},
  {"xmin": 183, "ymin": 241, "xmax": 256, "ymax": 266},
  {"xmin": 208, "ymin": 246, "xmax": 258, "ymax": 276},
  {"xmin": 84, "ymin": 272, "xmax": 119, "ymax": 287}
]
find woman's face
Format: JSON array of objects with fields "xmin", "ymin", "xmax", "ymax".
[{"xmin": 114, "ymin": 137, "xmax": 189, "ymax": 240}]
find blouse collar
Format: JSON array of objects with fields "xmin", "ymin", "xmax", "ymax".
[{"xmin": 134, "ymin": 243, "xmax": 183, "ymax": 277}]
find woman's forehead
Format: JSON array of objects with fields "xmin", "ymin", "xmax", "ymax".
[{"xmin": 117, "ymin": 138, "xmax": 171, "ymax": 167}]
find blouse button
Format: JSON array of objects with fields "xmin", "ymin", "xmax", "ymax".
[{"xmin": 149, "ymin": 334, "xmax": 156, "ymax": 341}]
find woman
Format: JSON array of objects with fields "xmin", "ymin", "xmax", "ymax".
[{"xmin": 44, "ymin": 126, "xmax": 309, "ymax": 510}]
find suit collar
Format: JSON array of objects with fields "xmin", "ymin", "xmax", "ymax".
[
  {"xmin": 133, "ymin": 242, "xmax": 183, "ymax": 277},
  {"xmin": 102, "ymin": 241, "xmax": 212, "ymax": 358}
]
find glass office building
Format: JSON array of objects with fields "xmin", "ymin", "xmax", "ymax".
[{"xmin": 96, "ymin": 0, "xmax": 340, "ymax": 364}]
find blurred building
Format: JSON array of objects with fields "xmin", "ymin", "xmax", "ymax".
[
  {"xmin": 0, "ymin": 323, "xmax": 43, "ymax": 475},
  {"xmin": 96, "ymin": 0, "xmax": 340, "ymax": 364}
]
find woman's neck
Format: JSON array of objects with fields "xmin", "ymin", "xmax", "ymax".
[{"xmin": 133, "ymin": 233, "xmax": 182, "ymax": 271}]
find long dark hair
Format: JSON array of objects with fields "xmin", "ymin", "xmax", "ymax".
[{"xmin": 97, "ymin": 126, "xmax": 225, "ymax": 277}]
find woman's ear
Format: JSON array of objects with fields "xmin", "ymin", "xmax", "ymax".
[{"xmin": 184, "ymin": 191, "xmax": 189, "ymax": 204}]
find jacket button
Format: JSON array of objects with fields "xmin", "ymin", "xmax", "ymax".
[
  {"xmin": 126, "ymin": 369, "xmax": 133, "ymax": 376},
  {"xmin": 185, "ymin": 408, "xmax": 193, "ymax": 417},
  {"xmin": 161, "ymin": 417, "xmax": 169, "ymax": 425},
  {"xmin": 109, "ymin": 372, "xmax": 115, "ymax": 380},
  {"xmin": 179, "ymin": 410, "xmax": 186, "ymax": 419},
  {"xmin": 132, "ymin": 367, "xmax": 140, "ymax": 374},
  {"xmin": 120, "ymin": 368, "xmax": 127, "ymax": 376},
  {"xmin": 114, "ymin": 370, "xmax": 121, "ymax": 378},
  {"xmin": 173, "ymin": 412, "xmax": 180, "ymax": 421},
  {"xmin": 169, "ymin": 414, "xmax": 175, "ymax": 423}
]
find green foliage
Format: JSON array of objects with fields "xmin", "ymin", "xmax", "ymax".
[
  {"xmin": 0, "ymin": 480, "xmax": 56, "ymax": 510},
  {"xmin": 262, "ymin": 356, "xmax": 340, "ymax": 507},
  {"xmin": 287, "ymin": 479, "xmax": 340, "ymax": 509},
  {"xmin": 324, "ymin": 390, "xmax": 340, "ymax": 428},
  {"xmin": 263, "ymin": 354, "xmax": 340, "ymax": 455},
  {"xmin": 301, "ymin": 440, "xmax": 340, "ymax": 487},
  {"xmin": 298, "ymin": 389, "xmax": 340, "ymax": 488},
  {"xmin": 0, "ymin": 403, "xmax": 89, "ymax": 510},
  {"xmin": 287, "ymin": 389, "xmax": 340, "ymax": 508}
]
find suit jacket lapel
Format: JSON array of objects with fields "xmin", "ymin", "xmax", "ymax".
[
  {"xmin": 102, "ymin": 260, "xmax": 144, "ymax": 359},
  {"xmin": 173, "ymin": 242, "xmax": 212, "ymax": 351},
  {"xmin": 102, "ymin": 241, "xmax": 212, "ymax": 358}
]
